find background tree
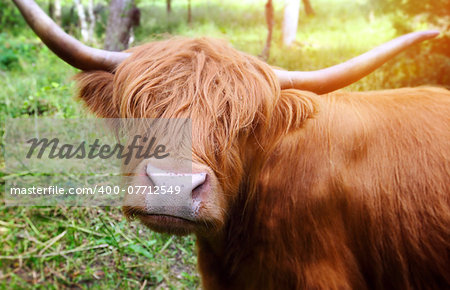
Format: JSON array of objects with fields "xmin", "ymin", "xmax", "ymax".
[
  {"xmin": 167, "ymin": 0, "xmax": 171, "ymax": 14},
  {"xmin": 73, "ymin": 0, "xmax": 96, "ymax": 44},
  {"xmin": 373, "ymin": 0, "xmax": 449, "ymax": 55},
  {"xmin": 282, "ymin": 0, "xmax": 315, "ymax": 46},
  {"xmin": 87, "ymin": 0, "xmax": 95, "ymax": 42},
  {"xmin": 263, "ymin": 0, "xmax": 314, "ymax": 58},
  {"xmin": 372, "ymin": 0, "xmax": 450, "ymax": 86},
  {"xmin": 48, "ymin": 0, "xmax": 62, "ymax": 25},
  {"xmin": 261, "ymin": 0, "xmax": 274, "ymax": 60},
  {"xmin": 104, "ymin": 0, "xmax": 136, "ymax": 51},
  {"xmin": 74, "ymin": 0, "xmax": 89, "ymax": 42},
  {"xmin": 54, "ymin": 0, "xmax": 62, "ymax": 24},
  {"xmin": 187, "ymin": 0, "xmax": 192, "ymax": 24},
  {"xmin": 282, "ymin": 0, "xmax": 300, "ymax": 46},
  {"xmin": 302, "ymin": 0, "xmax": 314, "ymax": 16}
]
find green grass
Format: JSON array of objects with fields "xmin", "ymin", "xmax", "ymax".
[
  {"xmin": 0, "ymin": 0, "xmax": 448, "ymax": 288},
  {"xmin": 0, "ymin": 207, "xmax": 198, "ymax": 288}
]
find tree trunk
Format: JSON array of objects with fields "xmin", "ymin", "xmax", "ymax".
[
  {"xmin": 261, "ymin": 0, "xmax": 274, "ymax": 61},
  {"xmin": 166, "ymin": 0, "xmax": 171, "ymax": 14},
  {"xmin": 187, "ymin": 0, "xmax": 192, "ymax": 24},
  {"xmin": 48, "ymin": 0, "xmax": 54, "ymax": 18},
  {"xmin": 74, "ymin": 0, "xmax": 89, "ymax": 43},
  {"xmin": 104, "ymin": 0, "xmax": 135, "ymax": 51},
  {"xmin": 302, "ymin": 0, "xmax": 315, "ymax": 16},
  {"xmin": 282, "ymin": 0, "xmax": 300, "ymax": 47},
  {"xmin": 54, "ymin": 0, "xmax": 62, "ymax": 25},
  {"xmin": 87, "ymin": 0, "xmax": 96, "ymax": 42}
]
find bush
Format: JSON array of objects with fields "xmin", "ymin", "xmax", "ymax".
[
  {"xmin": 0, "ymin": 33, "xmax": 39, "ymax": 70},
  {"xmin": 0, "ymin": 0, "xmax": 25, "ymax": 29}
]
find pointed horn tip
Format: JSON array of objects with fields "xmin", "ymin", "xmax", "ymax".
[
  {"xmin": 273, "ymin": 30, "xmax": 441, "ymax": 93},
  {"xmin": 419, "ymin": 30, "xmax": 440, "ymax": 38}
]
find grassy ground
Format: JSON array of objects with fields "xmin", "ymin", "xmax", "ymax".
[{"xmin": 0, "ymin": 0, "xmax": 447, "ymax": 288}]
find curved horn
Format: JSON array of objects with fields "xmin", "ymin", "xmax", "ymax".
[
  {"xmin": 275, "ymin": 30, "xmax": 439, "ymax": 94},
  {"xmin": 13, "ymin": 0, "xmax": 130, "ymax": 71}
]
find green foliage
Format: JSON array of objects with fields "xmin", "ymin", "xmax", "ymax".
[
  {"xmin": 60, "ymin": 5, "xmax": 80, "ymax": 32},
  {"xmin": 373, "ymin": 0, "xmax": 450, "ymax": 59},
  {"xmin": 0, "ymin": 33, "xmax": 38, "ymax": 70},
  {"xmin": 379, "ymin": 44, "xmax": 450, "ymax": 88},
  {"xmin": 0, "ymin": 0, "xmax": 25, "ymax": 28},
  {"xmin": 373, "ymin": 0, "xmax": 450, "ymax": 18},
  {"xmin": 0, "ymin": 49, "xmax": 18, "ymax": 70},
  {"xmin": 0, "ymin": 32, "xmax": 79, "ymax": 127},
  {"xmin": 0, "ymin": 207, "xmax": 198, "ymax": 288}
]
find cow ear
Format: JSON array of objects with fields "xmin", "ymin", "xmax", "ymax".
[
  {"xmin": 269, "ymin": 89, "xmax": 317, "ymax": 136},
  {"xmin": 74, "ymin": 71, "xmax": 118, "ymax": 118}
]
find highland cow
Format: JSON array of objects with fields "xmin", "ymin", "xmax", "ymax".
[{"xmin": 14, "ymin": 0, "xmax": 450, "ymax": 289}]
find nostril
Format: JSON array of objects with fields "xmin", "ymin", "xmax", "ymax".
[
  {"xmin": 191, "ymin": 173, "xmax": 207, "ymax": 190},
  {"xmin": 191, "ymin": 173, "xmax": 208, "ymax": 200}
]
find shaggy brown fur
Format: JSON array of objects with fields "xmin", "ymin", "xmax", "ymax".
[
  {"xmin": 198, "ymin": 87, "xmax": 450, "ymax": 289},
  {"xmin": 75, "ymin": 37, "xmax": 450, "ymax": 289}
]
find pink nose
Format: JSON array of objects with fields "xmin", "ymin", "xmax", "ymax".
[
  {"xmin": 145, "ymin": 163, "xmax": 207, "ymax": 199},
  {"xmin": 143, "ymin": 164, "xmax": 208, "ymax": 219},
  {"xmin": 126, "ymin": 163, "xmax": 211, "ymax": 221}
]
